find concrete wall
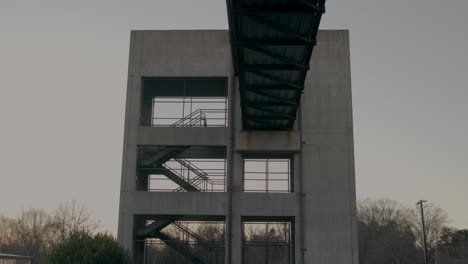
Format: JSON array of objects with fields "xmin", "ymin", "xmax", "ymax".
[
  {"xmin": 118, "ymin": 29, "xmax": 358, "ymax": 264},
  {"xmin": 300, "ymin": 30, "xmax": 358, "ymax": 263},
  {"xmin": 117, "ymin": 30, "xmax": 233, "ymax": 252}
]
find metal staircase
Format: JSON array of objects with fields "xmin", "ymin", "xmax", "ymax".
[
  {"xmin": 173, "ymin": 158, "xmax": 212, "ymax": 192},
  {"xmin": 137, "ymin": 218, "xmax": 222, "ymax": 264},
  {"xmin": 172, "ymin": 222, "xmax": 222, "ymax": 264},
  {"xmin": 136, "ymin": 218, "xmax": 178, "ymax": 237},
  {"xmin": 156, "ymin": 165, "xmax": 203, "ymax": 192},
  {"xmin": 139, "ymin": 147, "xmax": 213, "ymax": 192},
  {"xmin": 140, "ymin": 146, "xmax": 189, "ymax": 167},
  {"xmin": 154, "ymin": 231, "xmax": 207, "ymax": 264}
]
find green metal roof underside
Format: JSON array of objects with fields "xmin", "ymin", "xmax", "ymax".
[{"xmin": 227, "ymin": 0, "xmax": 326, "ymax": 130}]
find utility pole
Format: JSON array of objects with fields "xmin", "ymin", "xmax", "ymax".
[{"xmin": 417, "ymin": 200, "xmax": 429, "ymax": 264}]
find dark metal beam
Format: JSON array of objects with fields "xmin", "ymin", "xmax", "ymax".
[
  {"xmin": 243, "ymin": 101, "xmax": 296, "ymax": 107},
  {"xmin": 242, "ymin": 70, "xmax": 303, "ymax": 90},
  {"xmin": 242, "ymin": 45, "xmax": 306, "ymax": 69},
  {"xmin": 234, "ymin": 6, "xmax": 325, "ymax": 15},
  {"xmin": 240, "ymin": 63, "xmax": 308, "ymax": 71},
  {"xmin": 245, "ymin": 114, "xmax": 293, "ymax": 121},
  {"xmin": 243, "ymin": 103, "xmax": 296, "ymax": 120},
  {"xmin": 241, "ymin": 84, "xmax": 303, "ymax": 91},
  {"xmin": 300, "ymin": 0, "xmax": 326, "ymax": 13},
  {"xmin": 244, "ymin": 118, "xmax": 277, "ymax": 128},
  {"xmin": 244, "ymin": 117, "xmax": 292, "ymax": 130},
  {"xmin": 241, "ymin": 14, "xmax": 313, "ymax": 44},
  {"xmin": 237, "ymin": 38, "xmax": 314, "ymax": 46},
  {"xmin": 243, "ymin": 89, "xmax": 296, "ymax": 106}
]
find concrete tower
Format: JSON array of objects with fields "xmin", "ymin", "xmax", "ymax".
[{"xmin": 118, "ymin": 29, "xmax": 357, "ymax": 264}]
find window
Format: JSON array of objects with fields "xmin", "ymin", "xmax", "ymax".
[
  {"xmin": 135, "ymin": 216, "xmax": 225, "ymax": 264},
  {"xmin": 138, "ymin": 146, "xmax": 227, "ymax": 192},
  {"xmin": 242, "ymin": 218, "xmax": 293, "ymax": 264},
  {"xmin": 141, "ymin": 77, "xmax": 228, "ymax": 127},
  {"xmin": 243, "ymin": 158, "xmax": 292, "ymax": 193}
]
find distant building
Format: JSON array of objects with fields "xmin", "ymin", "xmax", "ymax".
[{"xmin": 0, "ymin": 253, "xmax": 31, "ymax": 264}]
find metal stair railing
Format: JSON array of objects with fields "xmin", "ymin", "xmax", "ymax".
[
  {"xmin": 172, "ymin": 222, "xmax": 207, "ymax": 243},
  {"xmin": 171, "ymin": 222, "xmax": 223, "ymax": 264},
  {"xmin": 170, "ymin": 109, "xmax": 228, "ymax": 127},
  {"xmin": 140, "ymin": 146, "xmax": 190, "ymax": 167},
  {"xmin": 172, "ymin": 158, "xmax": 213, "ymax": 192},
  {"xmin": 161, "ymin": 164, "xmax": 203, "ymax": 192},
  {"xmin": 171, "ymin": 109, "xmax": 206, "ymax": 127},
  {"xmin": 156, "ymin": 231, "xmax": 207, "ymax": 264},
  {"xmin": 176, "ymin": 241, "xmax": 224, "ymax": 264},
  {"xmin": 175, "ymin": 158, "xmax": 209, "ymax": 179},
  {"xmin": 174, "ymin": 177, "xmax": 212, "ymax": 192},
  {"xmin": 177, "ymin": 247, "xmax": 210, "ymax": 264}
]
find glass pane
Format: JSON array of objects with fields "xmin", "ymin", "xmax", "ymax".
[
  {"xmin": 153, "ymin": 102, "xmax": 183, "ymax": 119},
  {"xmin": 268, "ymin": 245, "xmax": 290, "ymax": 264},
  {"xmin": 268, "ymin": 173, "xmax": 289, "ymax": 180},
  {"xmin": 268, "ymin": 180, "xmax": 289, "ymax": 193},
  {"xmin": 244, "ymin": 245, "xmax": 267, "ymax": 264},
  {"xmin": 268, "ymin": 160, "xmax": 289, "ymax": 173},
  {"xmin": 244, "ymin": 160, "xmax": 266, "ymax": 172},
  {"xmin": 244, "ymin": 173, "xmax": 265, "ymax": 180},
  {"xmin": 244, "ymin": 180, "xmax": 267, "ymax": 192}
]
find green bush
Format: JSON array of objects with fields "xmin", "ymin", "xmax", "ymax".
[{"xmin": 47, "ymin": 232, "xmax": 132, "ymax": 264}]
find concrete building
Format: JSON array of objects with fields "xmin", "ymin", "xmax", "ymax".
[
  {"xmin": 118, "ymin": 3, "xmax": 357, "ymax": 263},
  {"xmin": 117, "ymin": 28, "xmax": 358, "ymax": 263}
]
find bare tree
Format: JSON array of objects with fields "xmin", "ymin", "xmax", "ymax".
[
  {"xmin": 357, "ymin": 199, "xmax": 422, "ymax": 264},
  {"xmin": 0, "ymin": 215, "xmax": 11, "ymax": 245},
  {"xmin": 358, "ymin": 199, "xmax": 408, "ymax": 226},
  {"xmin": 0, "ymin": 214, "xmax": 17, "ymax": 251},
  {"xmin": 408, "ymin": 202, "xmax": 449, "ymax": 262},
  {"xmin": 52, "ymin": 200, "xmax": 99, "ymax": 243},
  {"xmin": 11, "ymin": 209, "xmax": 56, "ymax": 263}
]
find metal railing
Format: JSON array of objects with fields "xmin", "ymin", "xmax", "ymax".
[
  {"xmin": 142, "ymin": 97, "xmax": 228, "ymax": 127},
  {"xmin": 169, "ymin": 109, "xmax": 227, "ymax": 127},
  {"xmin": 161, "ymin": 162, "xmax": 210, "ymax": 192},
  {"xmin": 141, "ymin": 221, "xmax": 226, "ymax": 264},
  {"xmin": 148, "ymin": 158, "xmax": 227, "ymax": 193}
]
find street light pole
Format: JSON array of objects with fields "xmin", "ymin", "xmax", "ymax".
[{"xmin": 417, "ymin": 200, "xmax": 429, "ymax": 264}]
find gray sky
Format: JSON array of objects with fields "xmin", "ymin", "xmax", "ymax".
[{"xmin": 0, "ymin": 0, "xmax": 467, "ymax": 233}]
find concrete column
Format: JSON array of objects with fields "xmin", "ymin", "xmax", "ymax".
[{"xmin": 230, "ymin": 153, "xmax": 244, "ymax": 264}]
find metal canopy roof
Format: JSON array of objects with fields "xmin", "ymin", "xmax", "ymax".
[{"xmin": 227, "ymin": 0, "xmax": 326, "ymax": 130}]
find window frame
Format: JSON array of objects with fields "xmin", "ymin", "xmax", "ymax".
[{"xmin": 242, "ymin": 154, "xmax": 294, "ymax": 193}]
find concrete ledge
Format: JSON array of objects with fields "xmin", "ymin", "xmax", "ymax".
[
  {"xmin": 238, "ymin": 193, "xmax": 297, "ymax": 216},
  {"xmin": 236, "ymin": 131, "xmax": 300, "ymax": 152},
  {"xmin": 126, "ymin": 192, "xmax": 228, "ymax": 215},
  {"xmin": 138, "ymin": 127, "xmax": 228, "ymax": 146}
]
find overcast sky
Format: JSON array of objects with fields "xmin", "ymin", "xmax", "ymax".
[{"xmin": 0, "ymin": 0, "xmax": 467, "ymax": 233}]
